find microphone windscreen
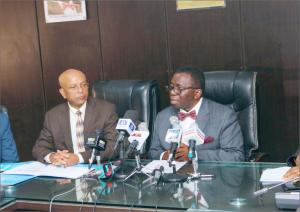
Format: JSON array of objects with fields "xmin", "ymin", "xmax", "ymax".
[
  {"xmin": 123, "ymin": 110, "xmax": 139, "ymax": 121},
  {"xmin": 169, "ymin": 116, "xmax": 179, "ymax": 126},
  {"xmin": 153, "ymin": 165, "xmax": 164, "ymax": 181},
  {"xmin": 137, "ymin": 122, "xmax": 148, "ymax": 131}
]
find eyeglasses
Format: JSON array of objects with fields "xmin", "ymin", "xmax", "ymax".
[
  {"xmin": 67, "ymin": 82, "xmax": 89, "ymax": 92},
  {"xmin": 165, "ymin": 85, "xmax": 199, "ymax": 94}
]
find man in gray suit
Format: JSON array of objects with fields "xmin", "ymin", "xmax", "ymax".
[
  {"xmin": 32, "ymin": 69, "xmax": 118, "ymax": 166},
  {"xmin": 149, "ymin": 67, "xmax": 244, "ymax": 161}
]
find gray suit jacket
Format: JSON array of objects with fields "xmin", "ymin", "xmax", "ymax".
[
  {"xmin": 32, "ymin": 98, "xmax": 118, "ymax": 163},
  {"xmin": 149, "ymin": 98, "xmax": 244, "ymax": 161}
]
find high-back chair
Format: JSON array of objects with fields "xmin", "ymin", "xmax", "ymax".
[
  {"xmin": 203, "ymin": 71, "xmax": 263, "ymax": 161},
  {"xmin": 92, "ymin": 80, "xmax": 160, "ymax": 152}
]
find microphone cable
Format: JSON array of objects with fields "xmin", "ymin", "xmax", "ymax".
[
  {"xmin": 49, "ymin": 174, "xmax": 98, "ymax": 212},
  {"xmin": 49, "ymin": 178, "xmax": 85, "ymax": 212},
  {"xmin": 79, "ymin": 177, "xmax": 99, "ymax": 212},
  {"xmin": 92, "ymin": 181, "xmax": 110, "ymax": 212}
]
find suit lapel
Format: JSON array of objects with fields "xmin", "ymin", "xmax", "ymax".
[
  {"xmin": 197, "ymin": 98, "xmax": 209, "ymax": 131},
  {"xmin": 83, "ymin": 99, "xmax": 93, "ymax": 134},
  {"xmin": 170, "ymin": 107, "xmax": 179, "ymax": 127},
  {"xmin": 62, "ymin": 103, "xmax": 73, "ymax": 151}
]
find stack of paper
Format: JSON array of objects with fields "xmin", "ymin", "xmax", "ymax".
[
  {"xmin": 260, "ymin": 166, "xmax": 290, "ymax": 185},
  {"xmin": 3, "ymin": 161, "xmax": 91, "ymax": 179}
]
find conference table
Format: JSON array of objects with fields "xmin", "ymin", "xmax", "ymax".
[{"xmin": 0, "ymin": 160, "xmax": 293, "ymax": 211}]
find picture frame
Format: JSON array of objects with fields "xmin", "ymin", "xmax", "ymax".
[{"xmin": 44, "ymin": 0, "xmax": 87, "ymax": 23}]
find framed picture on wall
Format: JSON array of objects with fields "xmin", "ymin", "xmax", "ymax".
[
  {"xmin": 44, "ymin": 0, "xmax": 87, "ymax": 23},
  {"xmin": 177, "ymin": 0, "xmax": 225, "ymax": 11}
]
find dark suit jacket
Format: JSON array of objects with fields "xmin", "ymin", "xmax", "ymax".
[
  {"xmin": 32, "ymin": 98, "xmax": 118, "ymax": 163},
  {"xmin": 149, "ymin": 98, "xmax": 244, "ymax": 161}
]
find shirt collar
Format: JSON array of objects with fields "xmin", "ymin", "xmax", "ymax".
[
  {"xmin": 68, "ymin": 101, "xmax": 87, "ymax": 115},
  {"xmin": 179, "ymin": 97, "xmax": 203, "ymax": 115}
]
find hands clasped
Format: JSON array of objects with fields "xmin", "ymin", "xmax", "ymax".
[{"xmin": 49, "ymin": 150, "xmax": 79, "ymax": 167}]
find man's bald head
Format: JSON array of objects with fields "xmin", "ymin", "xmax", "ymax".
[
  {"xmin": 58, "ymin": 69, "xmax": 86, "ymax": 89},
  {"xmin": 58, "ymin": 68, "xmax": 89, "ymax": 109}
]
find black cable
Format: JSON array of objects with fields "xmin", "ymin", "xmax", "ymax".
[{"xmin": 49, "ymin": 175, "xmax": 98, "ymax": 212}]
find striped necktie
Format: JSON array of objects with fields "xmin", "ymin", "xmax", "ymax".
[{"xmin": 76, "ymin": 110, "xmax": 85, "ymax": 152}]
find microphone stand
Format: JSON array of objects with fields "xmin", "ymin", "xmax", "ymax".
[
  {"xmin": 171, "ymin": 182, "xmax": 185, "ymax": 208},
  {"xmin": 191, "ymin": 152, "xmax": 200, "ymax": 178},
  {"xmin": 123, "ymin": 175, "xmax": 154, "ymax": 205},
  {"xmin": 88, "ymin": 148, "xmax": 96, "ymax": 170},
  {"xmin": 114, "ymin": 141, "xmax": 127, "ymax": 179},
  {"xmin": 96, "ymin": 155, "xmax": 101, "ymax": 170},
  {"xmin": 162, "ymin": 160, "xmax": 188, "ymax": 183},
  {"xmin": 123, "ymin": 150, "xmax": 152, "ymax": 182}
]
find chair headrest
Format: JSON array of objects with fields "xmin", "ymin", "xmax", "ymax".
[{"xmin": 204, "ymin": 71, "xmax": 257, "ymax": 112}]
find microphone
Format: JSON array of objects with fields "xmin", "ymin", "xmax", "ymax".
[
  {"xmin": 181, "ymin": 122, "xmax": 205, "ymax": 146},
  {"xmin": 153, "ymin": 165, "xmax": 164, "ymax": 182},
  {"xmin": 181, "ymin": 122, "xmax": 205, "ymax": 160},
  {"xmin": 188, "ymin": 139, "xmax": 196, "ymax": 160},
  {"xmin": 253, "ymin": 177, "xmax": 300, "ymax": 196},
  {"xmin": 168, "ymin": 142, "xmax": 179, "ymax": 163},
  {"xmin": 124, "ymin": 140, "xmax": 139, "ymax": 158},
  {"xmin": 165, "ymin": 116, "xmax": 182, "ymax": 162},
  {"xmin": 161, "ymin": 117, "xmax": 188, "ymax": 183},
  {"xmin": 85, "ymin": 129, "xmax": 106, "ymax": 169},
  {"xmin": 114, "ymin": 110, "xmax": 138, "ymax": 151},
  {"xmin": 170, "ymin": 115, "xmax": 181, "ymax": 129},
  {"xmin": 127, "ymin": 122, "xmax": 150, "ymax": 154},
  {"xmin": 125, "ymin": 122, "xmax": 150, "ymax": 158}
]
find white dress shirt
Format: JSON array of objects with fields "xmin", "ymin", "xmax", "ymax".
[
  {"xmin": 179, "ymin": 97, "xmax": 203, "ymax": 131},
  {"xmin": 44, "ymin": 102, "xmax": 87, "ymax": 164},
  {"xmin": 160, "ymin": 98, "xmax": 203, "ymax": 159}
]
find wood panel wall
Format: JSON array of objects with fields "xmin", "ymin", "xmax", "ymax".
[
  {"xmin": 0, "ymin": 0, "xmax": 298, "ymax": 162},
  {"xmin": 241, "ymin": 0, "xmax": 300, "ymax": 160},
  {"xmin": 0, "ymin": 1, "xmax": 45, "ymax": 161}
]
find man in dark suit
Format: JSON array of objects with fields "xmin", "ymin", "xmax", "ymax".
[
  {"xmin": 149, "ymin": 67, "xmax": 244, "ymax": 161},
  {"xmin": 32, "ymin": 69, "xmax": 118, "ymax": 166}
]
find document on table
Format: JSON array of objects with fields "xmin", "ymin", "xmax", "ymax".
[
  {"xmin": 260, "ymin": 166, "xmax": 291, "ymax": 185},
  {"xmin": 1, "ymin": 162, "xmax": 39, "ymax": 186},
  {"xmin": 3, "ymin": 161, "xmax": 91, "ymax": 179},
  {"xmin": 141, "ymin": 160, "xmax": 187, "ymax": 174}
]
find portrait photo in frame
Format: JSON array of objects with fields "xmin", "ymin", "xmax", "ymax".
[{"xmin": 44, "ymin": 0, "xmax": 87, "ymax": 23}]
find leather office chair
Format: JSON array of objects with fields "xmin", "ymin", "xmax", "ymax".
[
  {"xmin": 91, "ymin": 80, "xmax": 160, "ymax": 152},
  {"xmin": 203, "ymin": 71, "xmax": 264, "ymax": 162}
]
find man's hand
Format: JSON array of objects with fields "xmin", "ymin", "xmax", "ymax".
[
  {"xmin": 175, "ymin": 144, "xmax": 189, "ymax": 161},
  {"xmin": 49, "ymin": 150, "xmax": 79, "ymax": 167},
  {"xmin": 283, "ymin": 166, "xmax": 300, "ymax": 181},
  {"xmin": 49, "ymin": 150, "xmax": 69, "ymax": 166},
  {"xmin": 284, "ymin": 154, "xmax": 300, "ymax": 181},
  {"xmin": 162, "ymin": 151, "xmax": 170, "ymax": 160},
  {"xmin": 64, "ymin": 153, "xmax": 79, "ymax": 166}
]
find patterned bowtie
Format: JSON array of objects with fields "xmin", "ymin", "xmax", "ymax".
[{"xmin": 178, "ymin": 110, "xmax": 197, "ymax": 121}]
